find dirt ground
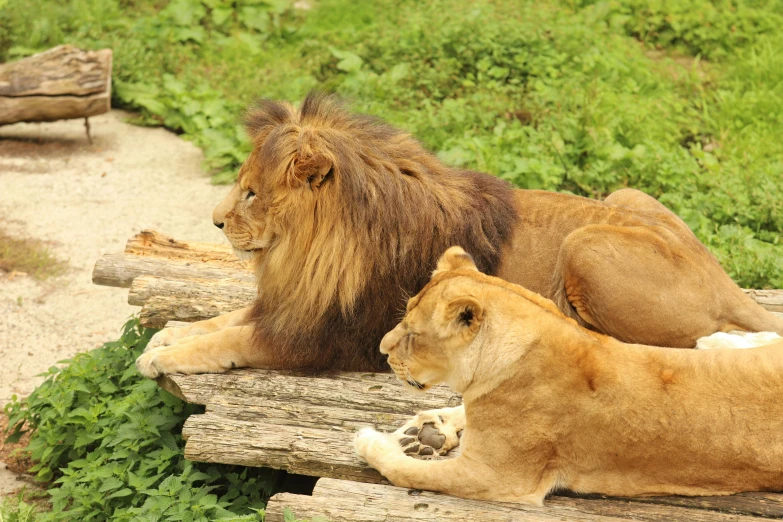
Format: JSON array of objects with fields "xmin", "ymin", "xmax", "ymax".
[{"xmin": 0, "ymin": 111, "xmax": 230, "ymax": 494}]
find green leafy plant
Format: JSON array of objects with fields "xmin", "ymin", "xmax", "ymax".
[{"xmin": 4, "ymin": 319, "xmax": 279, "ymax": 521}]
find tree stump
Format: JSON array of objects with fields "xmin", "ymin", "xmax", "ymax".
[{"xmin": 0, "ymin": 45, "xmax": 112, "ymax": 126}]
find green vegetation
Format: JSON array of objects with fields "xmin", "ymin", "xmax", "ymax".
[
  {"xmin": 1, "ymin": 0, "xmax": 781, "ymax": 287},
  {"xmin": 4, "ymin": 319, "xmax": 278, "ymax": 521},
  {"xmin": 0, "ymin": 496, "xmax": 40, "ymax": 522}
]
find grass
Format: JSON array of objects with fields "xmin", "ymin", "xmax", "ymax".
[{"xmin": 0, "ymin": 231, "xmax": 66, "ymax": 280}]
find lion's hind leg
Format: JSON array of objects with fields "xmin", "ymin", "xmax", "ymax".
[
  {"xmin": 553, "ymin": 224, "xmax": 730, "ymax": 347},
  {"xmin": 394, "ymin": 405, "xmax": 465, "ymax": 457}
]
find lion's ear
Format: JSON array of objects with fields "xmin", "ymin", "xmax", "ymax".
[
  {"xmin": 434, "ymin": 246, "xmax": 478, "ymax": 275},
  {"xmin": 294, "ymin": 153, "xmax": 333, "ymax": 190},
  {"xmin": 446, "ymin": 296, "xmax": 484, "ymax": 333}
]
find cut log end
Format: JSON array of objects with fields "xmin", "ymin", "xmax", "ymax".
[{"xmin": 0, "ymin": 45, "xmax": 112, "ymax": 126}]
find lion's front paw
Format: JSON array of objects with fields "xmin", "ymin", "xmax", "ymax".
[
  {"xmin": 145, "ymin": 326, "xmax": 207, "ymax": 353},
  {"xmin": 395, "ymin": 408, "xmax": 463, "ymax": 458},
  {"xmin": 135, "ymin": 350, "xmax": 163, "ymax": 379},
  {"xmin": 135, "ymin": 335, "xmax": 203, "ymax": 379}
]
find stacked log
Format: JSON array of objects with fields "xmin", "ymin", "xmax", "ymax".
[{"xmin": 0, "ymin": 45, "xmax": 112, "ymax": 125}]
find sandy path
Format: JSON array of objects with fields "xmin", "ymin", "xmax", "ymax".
[{"xmin": 0, "ymin": 111, "xmax": 230, "ymax": 493}]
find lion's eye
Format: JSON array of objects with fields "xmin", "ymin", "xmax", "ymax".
[{"xmin": 245, "ymin": 190, "xmax": 255, "ymax": 200}]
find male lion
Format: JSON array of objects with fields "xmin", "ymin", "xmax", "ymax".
[
  {"xmin": 355, "ymin": 247, "xmax": 783, "ymax": 504},
  {"xmin": 135, "ymin": 92, "xmax": 783, "ymax": 378}
]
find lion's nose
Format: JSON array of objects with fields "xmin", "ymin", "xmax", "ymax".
[{"xmin": 214, "ymin": 221, "xmax": 224, "ymax": 229}]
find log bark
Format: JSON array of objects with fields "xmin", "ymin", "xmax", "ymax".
[
  {"xmin": 265, "ymin": 478, "xmax": 775, "ymax": 522},
  {"xmin": 162, "ymin": 369, "xmax": 458, "ymax": 410},
  {"xmin": 0, "ymin": 45, "xmax": 112, "ymax": 125},
  {"xmin": 92, "ymin": 253, "xmax": 253, "ymax": 289},
  {"xmin": 129, "ymin": 276, "xmax": 255, "ymax": 327},
  {"xmin": 123, "ymin": 229, "xmax": 243, "ymax": 267}
]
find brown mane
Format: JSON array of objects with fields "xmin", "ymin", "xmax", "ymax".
[{"xmin": 245, "ymin": 92, "xmax": 518, "ymax": 371}]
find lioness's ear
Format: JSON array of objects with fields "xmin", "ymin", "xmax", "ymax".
[
  {"xmin": 434, "ymin": 246, "xmax": 479, "ymax": 275},
  {"xmin": 446, "ymin": 296, "xmax": 484, "ymax": 333},
  {"xmin": 294, "ymin": 153, "xmax": 333, "ymax": 189}
]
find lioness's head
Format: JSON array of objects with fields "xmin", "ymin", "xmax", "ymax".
[
  {"xmin": 380, "ymin": 246, "xmax": 488, "ymax": 393},
  {"xmin": 382, "ymin": 246, "xmax": 569, "ymax": 393}
]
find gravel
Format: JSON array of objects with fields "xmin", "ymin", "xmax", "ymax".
[{"xmin": 0, "ymin": 111, "xmax": 231, "ymax": 494}]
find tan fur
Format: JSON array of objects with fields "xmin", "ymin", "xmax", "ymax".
[
  {"xmin": 135, "ymin": 93, "xmax": 783, "ymax": 378},
  {"xmin": 355, "ymin": 247, "xmax": 783, "ymax": 504}
]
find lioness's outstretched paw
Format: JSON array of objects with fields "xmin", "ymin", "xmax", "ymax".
[
  {"xmin": 395, "ymin": 406, "xmax": 464, "ymax": 458},
  {"xmin": 355, "ymin": 428, "xmax": 402, "ymax": 464}
]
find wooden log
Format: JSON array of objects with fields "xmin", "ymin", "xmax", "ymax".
[
  {"xmin": 123, "ymin": 269, "xmax": 783, "ymax": 327},
  {"xmin": 0, "ymin": 45, "xmax": 112, "ymax": 125},
  {"xmin": 183, "ymin": 415, "xmax": 384, "ymax": 483},
  {"xmin": 161, "ymin": 369, "xmax": 459, "ymax": 410},
  {"xmin": 92, "ymin": 253, "xmax": 253, "ymax": 289},
  {"xmin": 743, "ymin": 289, "xmax": 783, "ymax": 313},
  {"xmin": 124, "ymin": 230, "xmax": 244, "ymax": 267},
  {"xmin": 312, "ymin": 478, "xmax": 779, "ymax": 521},
  {"xmin": 130, "ymin": 275, "xmax": 254, "ymax": 327},
  {"xmin": 265, "ymin": 478, "xmax": 770, "ymax": 522}
]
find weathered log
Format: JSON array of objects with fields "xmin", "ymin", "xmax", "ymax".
[
  {"xmin": 92, "ymin": 253, "xmax": 253, "ymax": 289},
  {"xmin": 162, "ymin": 369, "xmax": 458, "ymax": 410},
  {"xmin": 124, "ymin": 230, "xmax": 243, "ymax": 267},
  {"xmin": 184, "ymin": 416, "xmax": 384, "ymax": 483},
  {"xmin": 129, "ymin": 276, "xmax": 254, "ymax": 327},
  {"xmin": 744, "ymin": 289, "xmax": 783, "ymax": 313},
  {"xmin": 265, "ymin": 478, "xmax": 775, "ymax": 522},
  {"xmin": 0, "ymin": 45, "xmax": 112, "ymax": 125}
]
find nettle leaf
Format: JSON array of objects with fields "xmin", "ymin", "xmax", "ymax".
[
  {"xmin": 99, "ymin": 476, "xmax": 125, "ymax": 493},
  {"xmin": 108, "ymin": 487, "xmax": 135, "ymax": 499},
  {"xmin": 330, "ymin": 47, "xmax": 363, "ymax": 73}
]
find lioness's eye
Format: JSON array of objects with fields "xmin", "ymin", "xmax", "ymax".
[{"xmin": 245, "ymin": 190, "xmax": 255, "ymax": 200}]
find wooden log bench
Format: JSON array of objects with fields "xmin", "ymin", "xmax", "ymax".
[
  {"xmin": 0, "ymin": 45, "xmax": 112, "ymax": 131},
  {"xmin": 93, "ymin": 230, "xmax": 783, "ymax": 521}
]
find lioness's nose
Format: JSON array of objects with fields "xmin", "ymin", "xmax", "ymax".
[
  {"xmin": 380, "ymin": 325, "xmax": 402, "ymax": 354},
  {"xmin": 214, "ymin": 221, "xmax": 224, "ymax": 229}
]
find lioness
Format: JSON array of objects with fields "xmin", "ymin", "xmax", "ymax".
[
  {"xmin": 136, "ymin": 92, "xmax": 783, "ymax": 378},
  {"xmin": 355, "ymin": 247, "xmax": 783, "ymax": 504}
]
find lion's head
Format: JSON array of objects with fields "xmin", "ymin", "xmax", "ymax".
[{"xmin": 211, "ymin": 93, "xmax": 517, "ymax": 371}]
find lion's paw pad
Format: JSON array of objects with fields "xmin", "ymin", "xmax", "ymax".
[{"xmin": 396, "ymin": 419, "xmax": 460, "ymax": 458}]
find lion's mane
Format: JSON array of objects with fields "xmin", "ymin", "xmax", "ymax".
[{"xmin": 245, "ymin": 93, "xmax": 518, "ymax": 371}]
